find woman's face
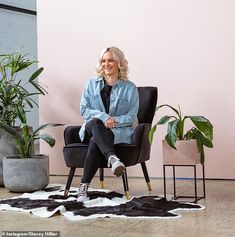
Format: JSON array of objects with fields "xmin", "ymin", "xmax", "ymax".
[{"xmin": 101, "ymin": 51, "xmax": 119, "ymax": 78}]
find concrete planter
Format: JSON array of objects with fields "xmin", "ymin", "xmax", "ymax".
[
  {"xmin": 0, "ymin": 129, "xmax": 18, "ymax": 186},
  {"xmin": 162, "ymin": 139, "xmax": 200, "ymax": 165},
  {"xmin": 3, "ymin": 154, "xmax": 49, "ymax": 192}
]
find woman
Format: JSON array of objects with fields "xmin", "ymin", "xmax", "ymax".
[{"xmin": 77, "ymin": 46, "xmax": 139, "ymax": 202}]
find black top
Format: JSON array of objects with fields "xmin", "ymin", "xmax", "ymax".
[{"xmin": 100, "ymin": 80, "xmax": 113, "ymax": 113}]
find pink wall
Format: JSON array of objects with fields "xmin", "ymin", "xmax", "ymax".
[{"xmin": 37, "ymin": 0, "xmax": 235, "ymax": 179}]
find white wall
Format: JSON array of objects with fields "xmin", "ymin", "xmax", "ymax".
[{"xmin": 37, "ymin": 0, "xmax": 235, "ymax": 179}]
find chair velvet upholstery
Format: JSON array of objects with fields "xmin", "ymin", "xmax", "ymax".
[{"xmin": 63, "ymin": 86, "xmax": 158, "ymax": 197}]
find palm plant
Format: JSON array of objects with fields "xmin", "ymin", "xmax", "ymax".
[
  {"xmin": 149, "ymin": 104, "xmax": 213, "ymax": 163},
  {"xmin": 0, "ymin": 106, "xmax": 63, "ymax": 159},
  {"xmin": 0, "ymin": 52, "xmax": 46, "ymax": 126}
]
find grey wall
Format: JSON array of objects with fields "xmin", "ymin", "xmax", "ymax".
[{"xmin": 0, "ymin": 0, "xmax": 38, "ymax": 129}]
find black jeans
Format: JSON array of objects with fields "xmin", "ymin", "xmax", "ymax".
[{"xmin": 81, "ymin": 118, "xmax": 115, "ymax": 183}]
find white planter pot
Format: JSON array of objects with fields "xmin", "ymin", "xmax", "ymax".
[
  {"xmin": 3, "ymin": 154, "xmax": 49, "ymax": 192},
  {"xmin": 162, "ymin": 139, "xmax": 200, "ymax": 165}
]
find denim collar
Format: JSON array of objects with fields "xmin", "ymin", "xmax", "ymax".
[{"xmin": 96, "ymin": 76, "xmax": 124, "ymax": 87}]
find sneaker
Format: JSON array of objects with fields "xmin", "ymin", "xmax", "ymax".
[
  {"xmin": 107, "ymin": 155, "xmax": 125, "ymax": 177},
  {"xmin": 77, "ymin": 182, "xmax": 90, "ymax": 202}
]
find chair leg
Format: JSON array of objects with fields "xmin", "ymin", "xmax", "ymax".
[
  {"xmin": 64, "ymin": 167, "xmax": 76, "ymax": 196},
  {"xmin": 141, "ymin": 162, "xmax": 152, "ymax": 192},
  {"xmin": 122, "ymin": 169, "xmax": 131, "ymax": 200},
  {"xmin": 99, "ymin": 168, "xmax": 104, "ymax": 188}
]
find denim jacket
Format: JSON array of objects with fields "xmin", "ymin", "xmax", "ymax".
[{"xmin": 79, "ymin": 77, "xmax": 139, "ymax": 144}]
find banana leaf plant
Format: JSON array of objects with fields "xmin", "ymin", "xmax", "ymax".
[
  {"xmin": 0, "ymin": 52, "xmax": 47, "ymax": 126},
  {"xmin": 149, "ymin": 104, "xmax": 213, "ymax": 163},
  {"xmin": 0, "ymin": 107, "xmax": 63, "ymax": 159}
]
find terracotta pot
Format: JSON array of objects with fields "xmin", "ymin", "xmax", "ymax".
[{"xmin": 162, "ymin": 139, "xmax": 200, "ymax": 165}]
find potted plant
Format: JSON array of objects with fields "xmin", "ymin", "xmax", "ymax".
[
  {"xmin": 0, "ymin": 52, "xmax": 46, "ymax": 186},
  {"xmin": 0, "ymin": 106, "xmax": 63, "ymax": 192},
  {"xmin": 149, "ymin": 104, "xmax": 213, "ymax": 164}
]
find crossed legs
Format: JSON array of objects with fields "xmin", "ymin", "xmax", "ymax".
[{"xmin": 77, "ymin": 118, "xmax": 125, "ymax": 202}]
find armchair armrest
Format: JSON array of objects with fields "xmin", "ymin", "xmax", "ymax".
[
  {"xmin": 131, "ymin": 123, "xmax": 151, "ymax": 146},
  {"xmin": 64, "ymin": 126, "xmax": 82, "ymax": 145},
  {"xmin": 131, "ymin": 123, "xmax": 152, "ymax": 163}
]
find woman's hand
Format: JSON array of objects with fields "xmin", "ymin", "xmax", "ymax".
[{"xmin": 105, "ymin": 117, "xmax": 116, "ymax": 129}]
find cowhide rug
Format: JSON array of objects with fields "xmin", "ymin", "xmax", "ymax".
[{"xmin": 0, "ymin": 184, "xmax": 205, "ymax": 220}]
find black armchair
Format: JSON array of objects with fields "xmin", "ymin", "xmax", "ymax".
[{"xmin": 63, "ymin": 86, "xmax": 158, "ymax": 198}]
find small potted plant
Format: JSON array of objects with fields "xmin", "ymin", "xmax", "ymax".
[
  {"xmin": 0, "ymin": 106, "xmax": 63, "ymax": 192},
  {"xmin": 0, "ymin": 52, "xmax": 46, "ymax": 186},
  {"xmin": 149, "ymin": 104, "xmax": 213, "ymax": 165}
]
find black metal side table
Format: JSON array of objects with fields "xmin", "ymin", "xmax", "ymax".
[{"xmin": 163, "ymin": 164, "xmax": 206, "ymax": 203}]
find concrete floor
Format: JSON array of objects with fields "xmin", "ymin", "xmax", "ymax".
[{"xmin": 0, "ymin": 175, "xmax": 235, "ymax": 237}]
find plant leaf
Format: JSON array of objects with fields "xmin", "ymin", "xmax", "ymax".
[
  {"xmin": 148, "ymin": 124, "xmax": 157, "ymax": 144},
  {"xmin": 29, "ymin": 67, "xmax": 44, "ymax": 82},
  {"xmin": 187, "ymin": 116, "xmax": 213, "ymax": 141},
  {"xmin": 157, "ymin": 115, "xmax": 174, "ymax": 125},
  {"xmin": 185, "ymin": 128, "xmax": 213, "ymax": 148},
  {"xmin": 33, "ymin": 123, "xmax": 64, "ymax": 136},
  {"xmin": 37, "ymin": 134, "xmax": 55, "ymax": 147},
  {"xmin": 0, "ymin": 121, "xmax": 21, "ymax": 139},
  {"xmin": 25, "ymin": 98, "xmax": 34, "ymax": 108},
  {"xmin": 156, "ymin": 104, "xmax": 180, "ymax": 117},
  {"xmin": 165, "ymin": 119, "xmax": 180, "ymax": 149},
  {"xmin": 30, "ymin": 81, "xmax": 47, "ymax": 95}
]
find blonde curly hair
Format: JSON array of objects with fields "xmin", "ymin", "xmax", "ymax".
[{"xmin": 96, "ymin": 46, "xmax": 129, "ymax": 80}]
